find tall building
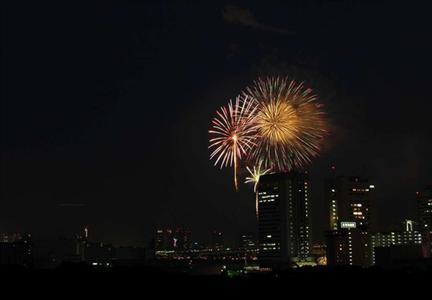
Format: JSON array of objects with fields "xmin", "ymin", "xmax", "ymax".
[
  {"xmin": 75, "ymin": 226, "xmax": 89, "ymax": 261},
  {"xmin": 324, "ymin": 174, "xmax": 375, "ymax": 266},
  {"xmin": 257, "ymin": 171, "xmax": 311, "ymax": 267},
  {"xmin": 325, "ymin": 175, "xmax": 374, "ymax": 231},
  {"xmin": 417, "ymin": 186, "xmax": 432, "ymax": 257}
]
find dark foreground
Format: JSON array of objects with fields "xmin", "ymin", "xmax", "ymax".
[{"xmin": 2, "ymin": 264, "xmax": 431, "ymax": 287}]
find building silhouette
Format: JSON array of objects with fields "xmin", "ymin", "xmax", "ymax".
[
  {"xmin": 257, "ymin": 171, "xmax": 312, "ymax": 268},
  {"xmin": 325, "ymin": 175, "xmax": 374, "ymax": 231},
  {"xmin": 324, "ymin": 174, "xmax": 375, "ymax": 266},
  {"xmin": 417, "ymin": 186, "xmax": 432, "ymax": 257},
  {"xmin": 155, "ymin": 228, "xmax": 192, "ymax": 258},
  {"xmin": 0, "ymin": 233, "xmax": 33, "ymax": 267}
]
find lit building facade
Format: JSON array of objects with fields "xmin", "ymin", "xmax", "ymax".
[
  {"xmin": 417, "ymin": 186, "xmax": 432, "ymax": 257},
  {"xmin": 371, "ymin": 220, "xmax": 422, "ymax": 264},
  {"xmin": 257, "ymin": 171, "xmax": 312, "ymax": 267},
  {"xmin": 239, "ymin": 233, "xmax": 258, "ymax": 262},
  {"xmin": 325, "ymin": 175, "xmax": 374, "ymax": 231},
  {"xmin": 325, "ymin": 227, "xmax": 370, "ymax": 266},
  {"xmin": 324, "ymin": 174, "xmax": 374, "ymax": 266},
  {"xmin": 239, "ymin": 233, "xmax": 256, "ymax": 252}
]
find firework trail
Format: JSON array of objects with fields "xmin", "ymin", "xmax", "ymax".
[
  {"xmin": 245, "ymin": 160, "xmax": 271, "ymax": 216},
  {"xmin": 209, "ymin": 95, "xmax": 257, "ymax": 190},
  {"xmin": 209, "ymin": 76, "xmax": 328, "ymax": 193}
]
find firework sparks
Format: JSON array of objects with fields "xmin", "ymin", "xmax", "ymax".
[
  {"xmin": 245, "ymin": 161, "xmax": 271, "ymax": 217},
  {"xmin": 244, "ymin": 77, "xmax": 328, "ymax": 172},
  {"xmin": 209, "ymin": 95, "xmax": 257, "ymax": 190},
  {"xmin": 209, "ymin": 76, "xmax": 328, "ymax": 191},
  {"xmin": 245, "ymin": 161, "xmax": 271, "ymax": 192}
]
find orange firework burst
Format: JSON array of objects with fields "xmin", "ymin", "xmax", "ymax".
[
  {"xmin": 209, "ymin": 95, "xmax": 257, "ymax": 190},
  {"xmin": 209, "ymin": 77, "xmax": 328, "ymax": 190},
  {"xmin": 244, "ymin": 77, "xmax": 328, "ymax": 172}
]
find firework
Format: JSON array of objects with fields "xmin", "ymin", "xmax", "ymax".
[
  {"xmin": 244, "ymin": 77, "xmax": 328, "ymax": 172},
  {"xmin": 209, "ymin": 95, "xmax": 257, "ymax": 190},
  {"xmin": 245, "ymin": 160, "xmax": 271, "ymax": 217},
  {"xmin": 245, "ymin": 160, "xmax": 271, "ymax": 193}
]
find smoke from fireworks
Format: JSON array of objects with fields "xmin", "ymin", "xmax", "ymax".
[
  {"xmin": 244, "ymin": 77, "xmax": 328, "ymax": 172},
  {"xmin": 208, "ymin": 95, "xmax": 257, "ymax": 190}
]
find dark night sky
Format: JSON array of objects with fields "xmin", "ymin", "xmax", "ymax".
[{"xmin": 2, "ymin": 1, "xmax": 431, "ymax": 246}]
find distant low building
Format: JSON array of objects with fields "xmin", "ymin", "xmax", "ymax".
[
  {"xmin": 325, "ymin": 227, "xmax": 370, "ymax": 266},
  {"xmin": 371, "ymin": 220, "xmax": 422, "ymax": 265},
  {"xmin": 239, "ymin": 234, "xmax": 255, "ymax": 251},
  {"xmin": 0, "ymin": 233, "xmax": 33, "ymax": 267},
  {"xmin": 212, "ymin": 231, "xmax": 224, "ymax": 252},
  {"xmin": 310, "ymin": 242, "xmax": 327, "ymax": 265},
  {"xmin": 155, "ymin": 228, "xmax": 192, "ymax": 258},
  {"xmin": 85, "ymin": 242, "xmax": 113, "ymax": 266},
  {"xmin": 239, "ymin": 233, "xmax": 258, "ymax": 263}
]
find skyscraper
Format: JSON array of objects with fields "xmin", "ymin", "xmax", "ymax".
[
  {"xmin": 325, "ymin": 175, "xmax": 374, "ymax": 231},
  {"xmin": 324, "ymin": 174, "xmax": 375, "ymax": 266},
  {"xmin": 417, "ymin": 186, "xmax": 432, "ymax": 257},
  {"xmin": 257, "ymin": 171, "xmax": 311, "ymax": 268}
]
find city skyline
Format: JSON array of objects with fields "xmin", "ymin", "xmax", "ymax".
[{"xmin": 2, "ymin": 1, "xmax": 431, "ymax": 248}]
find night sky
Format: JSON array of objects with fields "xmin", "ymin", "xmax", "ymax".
[{"xmin": 2, "ymin": 1, "xmax": 431, "ymax": 246}]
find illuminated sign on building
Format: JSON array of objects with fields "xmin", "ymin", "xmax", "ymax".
[{"xmin": 340, "ymin": 222, "xmax": 356, "ymax": 229}]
